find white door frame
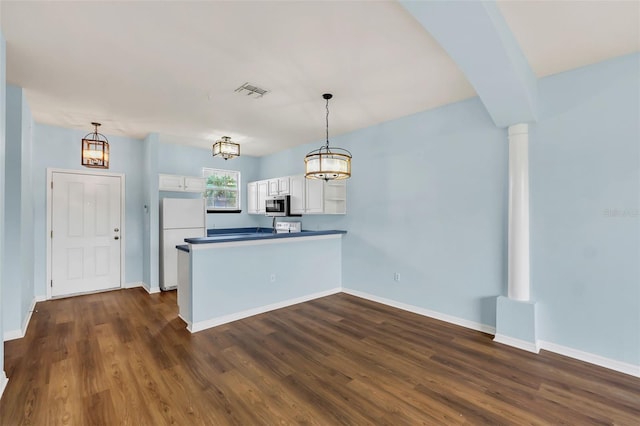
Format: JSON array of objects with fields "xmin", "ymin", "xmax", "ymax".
[{"xmin": 46, "ymin": 168, "xmax": 126, "ymax": 299}]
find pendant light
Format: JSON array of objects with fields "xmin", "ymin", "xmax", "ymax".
[
  {"xmin": 81, "ymin": 122, "xmax": 110, "ymax": 169},
  {"xmin": 212, "ymin": 136, "xmax": 240, "ymax": 160},
  {"xmin": 304, "ymin": 93, "xmax": 352, "ymax": 180}
]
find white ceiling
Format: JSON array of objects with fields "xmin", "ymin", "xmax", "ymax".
[{"xmin": 1, "ymin": 1, "xmax": 638, "ymax": 157}]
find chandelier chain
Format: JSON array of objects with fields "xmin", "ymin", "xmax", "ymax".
[{"xmin": 325, "ymin": 97, "xmax": 330, "ymax": 148}]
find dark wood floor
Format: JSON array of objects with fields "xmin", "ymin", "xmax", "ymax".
[{"xmin": 1, "ymin": 288, "xmax": 638, "ymax": 425}]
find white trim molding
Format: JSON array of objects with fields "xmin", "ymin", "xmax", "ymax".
[
  {"xmin": 342, "ymin": 288, "xmax": 496, "ymax": 335},
  {"xmin": 124, "ymin": 282, "xmax": 145, "ymax": 290},
  {"xmin": 189, "ymin": 288, "xmax": 341, "ymax": 333},
  {"xmin": 539, "ymin": 340, "xmax": 640, "ymax": 378},
  {"xmin": 3, "ymin": 296, "xmax": 42, "ymax": 342},
  {"xmin": 494, "ymin": 333, "xmax": 540, "ymax": 353},
  {"xmin": 0, "ymin": 371, "xmax": 8, "ymax": 400},
  {"xmin": 45, "ymin": 168, "xmax": 126, "ymax": 300}
]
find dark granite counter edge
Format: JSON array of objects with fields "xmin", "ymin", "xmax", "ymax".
[{"xmin": 179, "ymin": 229, "xmax": 346, "ymax": 250}]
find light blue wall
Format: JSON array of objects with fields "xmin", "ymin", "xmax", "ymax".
[
  {"xmin": 3, "ymin": 84, "xmax": 34, "ymax": 336},
  {"xmin": 190, "ymin": 237, "xmax": 342, "ymax": 324},
  {"xmin": 32, "ymin": 124, "xmax": 145, "ymax": 296},
  {"xmin": 258, "ymin": 54, "xmax": 640, "ymax": 366},
  {"xmin": 260, "ymin": 97, "xmax": 508, "ymax": 327},
  {"xmin": 20, "ymin": 88, "xmax": 34, "ymax": 331},
  {"xmin": 158, "ymin": 142, "xmax": 261, "ymax": 229},
  {"xmin": 3, "ymin": 85, "xmax": 23, "ymax": 333},
  {"xmin": 0, "ymin": 30, "xmax": 7, "ymax": 383},
  {"xmin": 531, "ymin": 53, "xmax": 640, "ymax": 365}
]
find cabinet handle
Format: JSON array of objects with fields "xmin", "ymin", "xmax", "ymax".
[{"xmin": 114, "ymin": 236, "xmax": 119, "ymax": 240}]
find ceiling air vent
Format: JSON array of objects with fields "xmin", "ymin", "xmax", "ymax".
[{"xmin": 235, "ymin": 82, "xmax": 269, "ymax": 98}]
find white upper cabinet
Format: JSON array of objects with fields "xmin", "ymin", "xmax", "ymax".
[
  {"xmin": 305, "ymin": 178, "xmax": 324, "ymax": 214},
  {"xmin": 249, "ymin": 175, "xmax": 345, "ymax": 215},
  {"xmin": 247, "ymin": 182, "xmax": 258, "ymax": 214},
  {"xmin": 289, "ymin": 175, "xmax": 306, "ymax": 215},
  {"xmin": 159, "ymin": 174, "xmax": 206, "ymax": 193},
  {"xmin": 257, "ymin": 180, "xmax": 268, "ymax": 214},
  {"xmin": 268, "ymin": 177, "xmax": 290, "ymax": 195}
]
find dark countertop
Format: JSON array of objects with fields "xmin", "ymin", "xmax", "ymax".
[{"xmin": 176, "ymin": 227, "xmax": 346, "ymax": 252}]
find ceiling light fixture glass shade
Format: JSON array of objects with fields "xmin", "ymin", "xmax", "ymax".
[
  {"xmin": 305, "ymin": 93, "xmax": 352, "ymax": 180},
  {"xmin": 81, "ymin": 122, "xmax": 110, "ymax": 169},
  {"xmin": 212, "ymin": 136, "xmax": 240, "ymax": 160}
]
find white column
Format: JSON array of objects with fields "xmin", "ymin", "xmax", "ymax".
[{"xmin": 507, "ymin": 123, "xmax": 530, "ymax": 301}]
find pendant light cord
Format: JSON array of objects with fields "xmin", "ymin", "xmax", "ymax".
[{"xmin": 325, "ymin": 97, "xmax": 330, "ymax": 149}]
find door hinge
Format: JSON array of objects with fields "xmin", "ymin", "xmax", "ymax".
[
  {"xmin": 51, "ymin": 230, "xmax": 53, "ymax": 238},
  {"xmin": 50, "ymin": 280, "xmax": 53, "ymax": 287},
  {"xmin": 51, "ymin": 181, "xmax": 53, "ymax": 189}
]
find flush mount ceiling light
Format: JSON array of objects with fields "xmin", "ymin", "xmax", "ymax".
[
  {"xmin": 212, "ymin": 136, "xmax": 240, "ymax": 160},
  {"xmin": 304, "ymin": 93, "xmax": 352, "ymax": 180},
  {"xmin": 81, "ymin": 122, "xmax": 110, "ymax": 169}
]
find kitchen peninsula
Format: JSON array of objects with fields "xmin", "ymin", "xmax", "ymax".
[{"xmin": 176, "ymin": 227, "xmax": 346, "ymax": 332}]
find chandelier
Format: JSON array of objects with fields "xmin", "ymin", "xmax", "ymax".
[
  {"xmin": 304, "ymin": 94, "xmax": 351, "ymax": 180},
  {"xmin": 212, "ymin": 136, "xmax": 240, "ymax": 160}
]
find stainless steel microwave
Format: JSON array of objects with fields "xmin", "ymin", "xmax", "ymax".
[{"xmin": 265, "ymin": 195, "xmax": 290, "ymax": 217}]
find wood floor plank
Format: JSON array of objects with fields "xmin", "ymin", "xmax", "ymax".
[{"xmin": 1, "ymin": 288, "xmax": 638, "ymax": 425}]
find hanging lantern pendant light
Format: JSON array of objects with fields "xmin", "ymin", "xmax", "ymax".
[
  {"xmin": 81, "ymin": 122, "xmax": 110, "ymax": 169},
  {"xmin": 304, "ymin": 93, "xmax": 352, "ymax": 180}
]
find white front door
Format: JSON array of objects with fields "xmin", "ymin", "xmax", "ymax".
[{"xmin": 51, "ymin": 171, "xmax": 122, "ymax": 297}]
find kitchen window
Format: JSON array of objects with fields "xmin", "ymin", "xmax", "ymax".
[{"xmin": 202, "ymin": 168, "xmax": 241, "ymax": 213}]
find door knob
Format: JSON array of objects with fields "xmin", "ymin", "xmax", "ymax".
[
  {"xmin": 114, "ymin": 236, "xmax": 119, "ymax": 240},
  {"xmin": 114, "ymin": 228, "xmax": 119, "ymax": 232}
]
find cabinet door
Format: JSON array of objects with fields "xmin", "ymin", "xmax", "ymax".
[
  {"xmin": 323, "ymin": 180, "xmax": 347, "ymax": 214},
  {"xmin": 289, "ymin": 175, "xmax": 305, "ymax": 215},
  {"xmin": 159, "ymin": 174, "xmax": 184, "ymax": 191},
  {"xmin": 268, "ymin": 179, "xmax": 279, "ymax": 196},
  {"xmin": 278, "ymin": 177, "xmax": 290, "ymax": 195},
  {"xmin": 184, "ymin": 177, "xmax": 206, "ymax": 193},
  {"xmin": 305, "ymin": 179, "xmax": 324, "ymax": 214},
  {"xmin": 257, "ymin": 181, "xmax": 268, "ymax": 214},
  {"xmin": 247, "ymin": 182, "xmax": 258, "ymax": 214}
]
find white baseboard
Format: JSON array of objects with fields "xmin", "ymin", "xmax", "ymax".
[
  {"xmin": 539, "ymin": 340, "xmax": 640, "ymax": 378},
  {"xmin": 4, "ymin": 297, "xmax": 40, "ymax": 341},
  {"xmin": 342, "ymin": 288, "xmax": 496, "ymax": 335},
  {"xmin": 124, "ymin": 281, "xmax": 144, "ymax": 289},
  {"xmin": 0, "ymin": 371, "xmax": 8, "ymax": 400},
  {"xmin": 494, "ymin": 333, "xmax": 540, "ymax": 353},
  {"xmin": 190, "ymin": 287, "xmax": 342, "ymax": 333},
  {"xmin": 139, "ymin": 282, "xmax": 161, "ymax": 294},
  {"xmin": 3, "ymin": 329, "xmax": 22, "ymax": 341}
]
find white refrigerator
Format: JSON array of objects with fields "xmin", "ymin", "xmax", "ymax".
[{"xmin": 160, "ymin": 198, "xmax": 206, "ymax": 290}]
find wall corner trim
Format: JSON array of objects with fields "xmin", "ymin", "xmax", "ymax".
[
  {"xmin": 140, "ymin": 282, "xmax": 161, "ymax": 294},
  {"xmin": 493, "ymin": 333, "xmax": 540, "ymax": 353}
]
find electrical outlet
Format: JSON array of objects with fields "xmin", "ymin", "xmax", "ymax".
[
  {"xmin": 394, "ymin": 272, "xmax": 401, "ymax": 282},
  {"xmin": 270, "ymin": 273, "xmax": 276, "ymax": 283}
]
